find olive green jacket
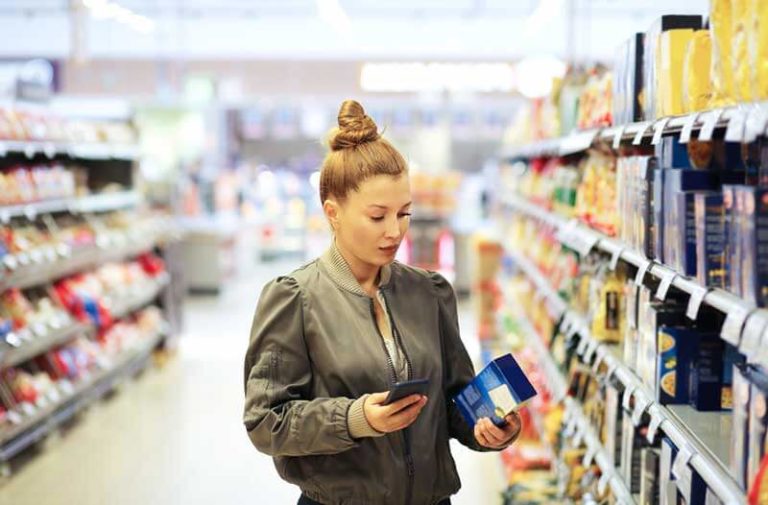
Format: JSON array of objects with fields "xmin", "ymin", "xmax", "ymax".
[{"xmin": 243, "ymin": 247, "xmax": 493, "ymax": 505}]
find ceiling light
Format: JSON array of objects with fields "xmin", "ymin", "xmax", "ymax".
[{"xmin": 82, "ymin": 0, "xmax": 155, "ymax": 33}]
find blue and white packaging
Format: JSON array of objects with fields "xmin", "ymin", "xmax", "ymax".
[{"xmin": 453, "ymin": 353, "xmax": 537, "ymax": 427}]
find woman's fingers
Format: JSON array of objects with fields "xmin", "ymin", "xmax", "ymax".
[
  {"xmin": 482, "ymin": 418, "xmax": 509, "ymax": 443},
  {"xmin": 388, "ymin": 396, "xmax": 427, "ymax": 429},
  {"xmin": 386, "ymin": 394, "xmax": 424, "ymax": 414}
]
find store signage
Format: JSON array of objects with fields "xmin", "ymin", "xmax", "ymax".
[{"xmin": 0, "ymin": 59, "xmax": 57, "ymax": 103}]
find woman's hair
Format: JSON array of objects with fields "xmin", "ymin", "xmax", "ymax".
[{"xmin": 319, "ymin": 100, "xmax": 408, "ymax": 204}]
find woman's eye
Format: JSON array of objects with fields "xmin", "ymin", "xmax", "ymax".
[{"xmin": 371, "ymin": 216, "xmax": 385, "ymax": 222}]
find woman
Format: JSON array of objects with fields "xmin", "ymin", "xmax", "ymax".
[{"xmin": 243, "ymin": 100, "xmax": 521, "ymax": 505}]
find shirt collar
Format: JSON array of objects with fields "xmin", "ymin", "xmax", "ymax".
[{"xmin": 320, "ymin": 241, "xmax": 392, "ymax": 297}]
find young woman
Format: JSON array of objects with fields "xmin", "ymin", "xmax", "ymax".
[{"xmin": 243, "ymin": 100, "xmax": 522, "ymax": 505}]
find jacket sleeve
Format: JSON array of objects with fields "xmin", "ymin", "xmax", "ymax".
[
  {"xmin": 243, "ymin": 276, "xmax": 358, "ymax": 457},
  {"xmin": 431, "ymin": 272, "xmax": 498, "ymax": 453}
]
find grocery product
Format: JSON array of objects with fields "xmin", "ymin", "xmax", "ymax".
[{"xmin": 682, "ymin": 30, "xmax": 713, "ymax": 112}]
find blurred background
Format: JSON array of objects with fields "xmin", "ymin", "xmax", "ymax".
[{"xmin": 0, "ymin": 1, "xmax": 721, "ymax": 505}]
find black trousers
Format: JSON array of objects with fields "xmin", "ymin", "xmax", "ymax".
[{"xmin": 298, "ymin": 495, "xmax": 451, "ymax": 505}]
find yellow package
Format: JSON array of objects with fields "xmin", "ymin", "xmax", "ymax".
[
  {"xmin": 751, "ymin": 0, "xmax": 768, "ymax": 99},
  {"xmin": 710, "ymin": 0, "xmax": 736, "ymax": 106},
  {"xmin": 683, "ymin": 30, "xmax": 713, "ymax": 112},
  {"xmin": 732, "ymin": 0, "xmax": 753, "ymax": 101},
  {"xmin": 659, "ymin": 29, "xmax": 695, "ymax": 116}
]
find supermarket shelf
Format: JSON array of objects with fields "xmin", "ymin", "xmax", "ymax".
[
  {"xmin": 506, "ymin": 247, "xmax": 746, "ymax": 505},
  {"xmin": 502, "ymin": 193, "xmax": 768, "ymax": 362},
  {"xmin": 0, "ymin": 328, "xmax": 164, "ymax": 462},
  {"xmin": 109, "ymin": 273, "xmax": 170, "ymax": 320},
  {"xmin": 511, "ymin": 301, "xmax": 635, "ymax": 504},
  {"xmin": 0, "ymin": 141, "xmax": 139, "ymax": 161},
  {"xmin": 0, "ymin": 191, "xmax": 140, "ymax": 222},
  {"xmin": 0, "ymin": 229, "xmax": 165, "ymax": 291},
  {"xmin": 500, "ymin": 101, "xmax": 768, "ymax": 160},
  {"xmin": 0, "ymin": 321, "xmax": 93, "ymax": 369}
]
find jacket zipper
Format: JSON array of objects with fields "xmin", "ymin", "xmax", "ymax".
[{"xmin": 379, "ymin": 291, "xmax": 415, "ymax": 505}]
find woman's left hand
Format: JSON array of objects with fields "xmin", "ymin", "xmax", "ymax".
[{"xmin": 474, "ymin": 412, "xmax": 522, "ymax": 449}]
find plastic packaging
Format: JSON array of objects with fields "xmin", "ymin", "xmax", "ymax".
[{"xmin": 682, "ymin": 30, "xmax": 713, "ymax": 112}]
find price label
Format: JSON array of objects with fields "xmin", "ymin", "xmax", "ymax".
[
  {"xmin": 609, "ymin": 247, "xmax": 624, "ymax": 271},
  {"xmin": 572, "ymin": 424, "xmax": 585, "ymax": 447},
  {"xmin": 655, "ymin": 270, "xmax": 677, "ymax": 301},
  {"xmin": 7, "ymin": 409, "xmax": 23, "ymax": 425},
  {"xmin": 585, "ymin": 339, "xmax": 600, "ymax": 363},
  {"xmin": 43, "ymin": 143, "xmax": 56, "ymax": 159},
  {"xmin": 579, "ymin": 232, "xmax": 600, "ymax": 258},
  {"xmin": 725, "ymin": 108, "xmax": 747, "ymax": 143},
  {"xmin": 634, "ymin": 259, "xmax": 652, "ymax": 287},
  {"xmin": 606, "ymin": 360, "xmax": 619, "ymax": 380},
  {"xmin": 24, "ymin": 145, "xmax": 35, "ymax": 159},
  {"xmin": 576, "ymin": 336, "xmax": 589, "ymax": 355},
  {"xmin": 47, "ymin": 387, "xmax": 61, "ymax": 404},
  {"xmin": 679, "ymin": 113, "xmax": 699, "ymax": 144},
  {"xmin": 622, "ymin": 386, "xmax": 636, "ymax": 412},
  {"xmin": 699, "ymin": 109, "xmax": 723, "ymax": 141},
  {"xmin": 583, "ymin": 446, "xmax": 598, "ymax": 467},
  {"xmin": 633, "ymin": 122, "xmax": 652, "ymax": 145},
  {"xmin": 592, "ymin": 347, "xmax": 608, "ymax": 374},
  {"xmin": 721, "ymin": 306, "xmax": 753, "ymax": 347},
  {"xmin": 597, "ymin": 473, "xmax": 611, "ymax": 494},
  {"xmin": 652, "ymin": 117, "xmax": 671, "ymax": 145},
  {"xmin": 20, "ymin": 402, "xmax": 36, "ymax": 416},
  {"xmin": 3, "ymin": 254, "xmax": 18, "ymax": 271},
  {"xmin": 646, "ymin": 411, "xmax": 664, "ymax": 444},
  {"xmin": 631, "ymin": 395, "xmax": 651, "ymax": 426},
  {"xmin": 756, "ymin": 326, "xmax": 768, "ymax": 367},
  {"xmin": 612, "ymin": 126, "xmax": 625, "ymax": 150},
  {"xmin": 686, "ymin": 286, "xmax": 710, "ymax": 320},
  {"xmin": 672, "ymin": 445, "xmax": 695, "ymax": 504},
  {"xmin": 745, "ymin": 105, "xmax": 768, "ymax": 143}
]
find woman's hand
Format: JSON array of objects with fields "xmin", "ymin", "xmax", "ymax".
[
  {"xmin": 363, "ymin": 392, "xmax": 428, "ymax": 433},
  {"xmin": 474, "ymin": 412, "xmax": 522, "ymax": 449}
]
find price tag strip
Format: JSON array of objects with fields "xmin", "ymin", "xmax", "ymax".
[
  {"xmin": 612, "ymin": 126, "xmax": 626, "ymax": 150},
  {"xmin": 679, "ymin": 113, "xmax": 699, "ymax": 144},
  {"xmin": 646, "ymin": 410, "xmax": 664, "ymax": 444},
  {"xmin": 583, "ymin": 445, "xmax": 598, "ymax": 467},
  {"xmin": 720, "ymin": 305, "xmax": 753, "ymax": 348},
  {"xmin": 699, "ymin": 109, "xmax": 723, "ymax": 141},
  {"xmin": 652, "ymin": 117, "xmax": 672, "ymax": 145},
  {"xmin": 745, "ymin": 105, "xmax": 768, "ymax": 143},
  {"xmin": 724, "ymin": 108, "xmax": 747, "ymax": 143},
  {"xmin": 686, "ymin": 286, "xmax": 710, "ymax": 320},
  {"xmin": 655, "ymin": 270, "xmax": 678, "ymax": 301},
  {"xmin": 584, "ymin": 339, "xmax": 600, "ymax": 363},
  {"xmin": 609, "ymin": 247, "xmax": 625, "ymax": 271},
  {"xmin": 631, "ymin": 394, "xmax": 651, "ymax": 426},
  {"xmin": 592, "ymin": 346, "xmax": 608, "ymax": 374},
  {"xmin": 597, "ymin": 473, "xmax": 611, "ymax": 495},
  {"xmin": 634, "ymin": 259, "xmax": 652, "ymax": 287},
  {"xmin": 622, "ymin": 386, "xmax": 636, "ymax": 413},
  {"xmin": 672, "ymin": 444, "xmax": 696, "ymax": 504}
]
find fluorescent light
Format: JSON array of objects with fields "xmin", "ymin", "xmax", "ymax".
[
  {"xmin": 360, "ymin": 62, "xmax": 515, "ymax": 93},
  {"xmin": 82, "ymin": 0, "xmax": 155, "ymax": 33}
]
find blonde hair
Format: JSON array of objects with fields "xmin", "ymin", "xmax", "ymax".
[{"xmin": 319, "ymin": 100, "xmax": 408, "ymax": 204}]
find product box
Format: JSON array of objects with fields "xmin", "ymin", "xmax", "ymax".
[
  {"xmin": 657, "ymin": 326, "xmax": 721, "ymax": 406},
  {"xmin": 640, "ymin": 447, "xmax": 661, "ymax": 505},
  {"xmin": 676, "ymin": 191, "xmax": 701, "ymax": 276},
  {"xmin": 656, "ymin": 136, "xmax": 692, "ymax": 169},
  {"xmin": 664, "ymin": 169, "xmax": 720, "ymax": 274},
  {"xmin": 658, "ymin": 28, "xmax": 696, "ymax": 117},
  {"xmin": 604, "ymin": 382, "xmax": 623, "ymax": 467},
  {"xmin": 640, "ymin": 157, "xmax": 658, "ymax": 258},
  {"xmin": 740, "ymin": 188, "xmax": 768, "ymax": 307},
  {"xmin": 644, "ymin": 15, "xmax": 704, "ymax": 121},
  {"xmin": 747, "ymin": 366, "xmax": 768, "ymax": 489},
  {"xmin": 454, "ymin": 353, "xmax": 537, "ymax": 427},
  {"xmin": 731, "ymin": 363, "xmax": 751, "ymax": 489},
  {"xmin": 638, "ymin": 300, "xmax": 687, "ymax": 393},
  {"xmin": 687, "ymin": 332, "xmax": 728, "ymax": 411},
  {"xmin": 614, "ymin": 32, "xmax": 645, "ymax": 124},
  {"xmin": 695, "ymin": 192, "xmax": 726, "ymax": 288},
  {"xmin": 723, "ymin": 185, "xmax": 737, "ymax": 295},
  {"xmin": 654, "ymin": 166, "xmax": 666, "ymax": 261},
  {"xmin": 620, "ymin": 414, "xmax": 643, "ymax": 494},
  {"xmin": 660, "ymin": 438, "xmax": 678, "ymax": 505}
]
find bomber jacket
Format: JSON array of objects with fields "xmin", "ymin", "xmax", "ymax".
[{"xmin": 243, "ymin": 245, "xmax": 494, "ymax": 505}]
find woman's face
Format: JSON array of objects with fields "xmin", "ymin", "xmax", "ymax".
[{"xmin": 328, "ymin": 174, "xmax": 412, "ymax": 268}]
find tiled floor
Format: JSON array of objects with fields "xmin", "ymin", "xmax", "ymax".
[{"xmin": 0, "ymin": 259, "xmax": 505, "ymax": 505}]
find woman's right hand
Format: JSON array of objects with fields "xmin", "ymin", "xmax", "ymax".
[{"xmin": 363, "ymin": 392, "xmax": 428, "ymax": 433}]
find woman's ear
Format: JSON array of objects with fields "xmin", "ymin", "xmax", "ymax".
[{"xmin": 323, "ymin": 199, "xmax": 341, "ymax": 231}]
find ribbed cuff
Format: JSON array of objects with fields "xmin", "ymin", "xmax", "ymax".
[{"xmin": 347, "ymin": 395, "xmax": 385, "ymax": 439}]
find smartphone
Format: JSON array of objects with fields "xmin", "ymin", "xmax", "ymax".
[{"xmin": 383, "ymin": 378, "xmax": 430, "ymax": 406}]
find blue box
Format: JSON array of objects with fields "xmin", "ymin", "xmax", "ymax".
[
  {"xmin": 454, "ymin": 353, "xmax": 537, "ymax": 427},
  {"xmin": 695, "ymin": 193, "xmax": 725, "ymax": 288},
  {"xmin": 653, "ymin": 167, "xmax": 666, "ymax": 261},
  {"xmin": 741, "ymin": 187, "xmax": 768, "ymax": 307}
]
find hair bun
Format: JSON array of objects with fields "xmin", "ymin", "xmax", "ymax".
[{"xmin": 329, "ymin": 100, "xmax": 380, "ymax": 151}]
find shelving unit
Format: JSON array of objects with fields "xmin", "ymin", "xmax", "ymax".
[
  {"xmin": 505, "ymin": 246, "xmax": 745, "ymax": 505},
  {"xmin": 500, "ymin": 102, "xmax": 768, "ymax": 160},
  {"xmin": 0, "ymin": 123, "xmax": 180, "ymax": 472},
  {"xmin": 501, "ymin": 193, "xmax": 766, "ymax": 365}
]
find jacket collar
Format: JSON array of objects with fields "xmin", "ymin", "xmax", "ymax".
[{"xmin": 320, "ymin": 241, "xmax": 392, "ymax": 297}]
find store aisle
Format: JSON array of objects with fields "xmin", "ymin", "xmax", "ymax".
[{"xmin": 0, "ymin": 259, "xmax": 504, "ymax": 505}]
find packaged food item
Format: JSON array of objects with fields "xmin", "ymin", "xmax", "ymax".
[
  {"xmin": 695, "ymin": 192, "xmax": 726, "ymax": 288},
  {"xmin": 659, "ymin": 28, "xmax": 696, "ymax": 116},
  {"xmin": 732, "ymin": 0, "xmax": 754, "ymax": 101},
  {"xmin": 710, "ymin": 0, "xmax": 736, "ymax": 106},
  {"xmin": 640, "ymin": 447, "xmax": 661, "ymax": 505},
  {"xmin": 682, "ymin": 30, "xmax": 713, "ymax": 112},
  {"xmin": 740, "ymin": 188, "xmax": 768, "ymax": 307},
  {"xmin": 644, "ymin": 15, "xmax": 703, "ymax": 120},
  {"xmin": 751, "ymin": 0, "xmax": 768, "ymax": 100},
  {"xmin": 590, "ymin": 267, "xmax": 624, "ymax": 343},
  {"xmin": 613, "ymin": 33, "xmax": 645, "ymax": 124}
]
